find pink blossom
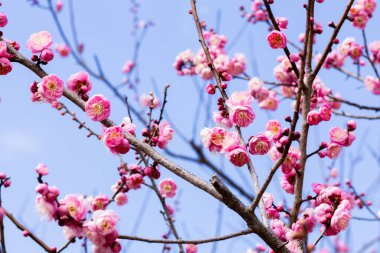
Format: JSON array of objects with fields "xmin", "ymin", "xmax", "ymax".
[
  {"xmin": 158, "ymin": 122, "xmax": 174, "ymax": 149},
  {"xmin": 276, "ymin": 17, "xmax": 288, "ymax": 30},
  {"xmin": 54, "ymin": 43, "xmax": 71, "ymax": 57},
  {"xmin": 281, "ymin": 169, "xmax": 296, "ymax": 194},
  {"xmin": 122, "ymin": 61, "xmax": 135, "ymax": 74},
  {"xmin": 115, "ymin": 193, "xmax": 128, "ymax": 206},
  {"xmin": 266, "ymin": 120, "xmax": 282, "ymax": 140},
  {"xmin": 270, "ymin": 219, "xmax": 289, "ymax": 242},
  {"xmin": 227, "ymin": 146, "xmax": 250, "ymax": 167},
  {"xmin": 121, "ymin": 117, "xmax": 136, "ymax": 135},
  {"xmin": 247, "ymin": 77, "xmax": 263, "ymax": 92},
  {"xmin": 91, "ymin": 195, "xmax": 109, "ymax": 211},
  {"xmin": 319, "ymin": 104, "xmax": 332, "ymax": 121},
  {"xmin": 330, "ymin": 200, "xmax": 351, "ymax": 234},
  {"xmin": 140, "ymin": 94, "xmax": 160, "ymax": 108},
  {"xmin": 267, "ymin": 31, "xmax": 287, "ymax": 49},
  {"xmin": 248, "ymin": 133, "xmax": 272, "ymax": 155},
  {"xmin": 55, "ymin": 0, "xmax": 63, "ymax": 12},
  {"xmin": 35, "ymin": 195, "xmax": 57, "ymax": 221},
  {"xmin": 281, "ymin": 147, "xmax": 300, "ymax": 174},
  {"xmin": 364, "ymin": 76, "xmax": 380, "ymax": 95},
  {"xmin": 258, "ymin": 94, "xmax": 278, "ymax": 111},
  {"xmin": 329, "ymin": 127, "xmax": 349, "ymax": 146},
  {"xmin": 289, "ymin": 53, "xmax": 300, "ymax": 63},
  {"xmin": 0, "ymin": 41, "xmax": 7, "ymax": 58},
  {"xmin": 229, "ymin": 105, "xmax": 256, "ymax": 127},
  {"xmin": 26, "ymin": 31, "xmax": 53, "ymax": 54},
  {"xmin": 227, "ymin": 91, "xmax": 254, "ymax": 106},
  {"xmin": 89, "ymin": 209, "xmax": 120, "ymax": 236},
  {"xmin": 40, "ymin": 74, "xmax": 64, "ymax": 101},
  {"xmin": 0, "ymin": 57, "xmax": 12, "ymax": 75},
  {"xmin": 67, "ymin": 71, "xmax": 92, "ymax": 94},
  {"xmin": 286, "ymin": 240, "xmax": 303, "ymax": 253},
  {"xmin": 103, "ymin": 126, "xmax": 130, "ymax": 155},
  {"xmin": 85, "ymin": 95, "xmax": 111, "ymax": 121},
  {"xmin": 347, "ymin": 120, "xmax": 357, "ymax": 131},
  {"xmin": 213, "ymin": 112, "xmax": 233, "ymax": 128},
  {"xmin": 126, "ymin": 174, "xmax": 143, "ymax": 190},
  {"xmin": 221, "ymin": 132, "xmax": 240, "ymax": 153},
  {"xmin": 61, "ymin": 194, "xmax": 87, "ymax": 222},
  {"xmin": 227, "ymin": 53, "xmax": 246, "ymax": 76},
  {"xmin": 35, "ymin": 163, "xmax": 49, "ymax": 176},
  {"xmin": 0, "ymin": 12, "xmax": 8, "ymax": 28},
  {"xmin": 369, "ymin": 41, "xmax": 380, "ymax": 63},
  {"xmin": 159, "ymin": 178, "xmax": 177, "ymax": 198},
  {"xmin": 40, "ymin": 48, "xmax": 54, "ymax": 62},
  {"xmin": 307, "ymin": 111, "xmax": 321, "ymax": 126},
  {"xmin": 262, "ymin": 193, "xmax": 274, "ymax": 209},
  {"xmin": 200, "ymin": 127, "xmax": 227, "ymax": 153},
  {"xmin": 166, "ymin": 203, "xmax": 174, "ymax": 216},
  {"xmin": 103, "ymin": 126, "xmax": 130, "ymax": 154},
  {"xmin": 186, "ymin": 244, "xmax": 198, "ymax": 253},
  {"xmin": 325, "ymin": 143, "xmax": 342, "ymax": 159},
  {"xmin": 173, "ymin": 49, "xmax": 196, "ymax": 76}
]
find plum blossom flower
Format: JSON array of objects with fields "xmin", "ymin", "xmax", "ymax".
[
  {"xmin": 229, "ymin": 105, "xmax": 256, "ymax": 127},
  {"xmin": 115, "ymin": 193, "xmax": 128, "ymax": 206},
  {"xmin": 200, "ymin": 127, "xmax": 227, "ymax": 153},
  {"xmin": 213, "ymin": 111, "xmax": 233, "ymax": 128},
  {"xmin": 126, "ymin": 174, "xmax": 143, "ymax": 190},
  {"xmin": 265, "ymin": 120, "xmax": 282, "ymax": 140},
  {"xmin": 329, "ymin": 127, "xmax": 355, "ymax": 147},
  {"xmin": 40, "ymin": 74, "xmax": 64, "ymax": 101},
  {"xmin": 159, "ymin": 178, "xmax": 177, "ymax": 198},
  {"xmin": 26, "ymin": 31, "xmax": 53, "ymax": 54},
  {"xmin": 227, "ymin": 146, "xmax": 250, "ymax": 167},
  {"xmin": 0, "ymin": 12, "xmax": 8, "ymax": 28},
  {"xmin": 54, "ymin": 43, "xmax": 71, "ymax": 57},
  {"xmin": 88, "ymin": 209, "xmax": 119, "ymax": 236},
  {"xmin": 91, "ymin": 195, "xmax": 109, "ymax": 211},
  {"xmin": 36, "ymin": 195, "xmax": 57, "ymax": 221},
  {"xmin": 271, "ymin": 219, "xmax": 289, "ymax": 242},
  {"xmin": 248, "ymin": 133, "xmax": 272, "ymax": 155},
  {"xmin": 0, "ymin": 57, "xmax": 12, "ymax": 76},
  {"xmin": 61, "ymin": 194, "xmax": 87, "ymax": 222},
  {"xmin": 122, "ymin": 61, "xmax": 135, "ymax": 74},
  {"xmin": 307, "ymin": 111, "xmax": 321, "ymax": 126},
  {"xmin": 186, "ymin": 244, "xmax": 198, "ymax": 253},
  {"xmin": 319, "ymin": 104, "xmax": 332, "ymax": 121},
  {"xmin": 85, "ymin": 95, "xmax": 111, "ymax": 121},
  {"xmin": 364, "ymin": 76, "xmax": 380, "ymax": 95},
  {"xmin": 226, "ymin": 91, "xmax": 255, "ymax": 127},
  {"xmin": 140, "ymin": 93, "xmax": 160, "ymax": 108},
  {"xmin": 158, "ymin": 122, "xmax": 174, "ymax": 149},
  {"xmin": 67, "ymin": 71, "xmax": 92, "ymax": 95},
  {"xmin": 325, "ymin": 143, "xmax": 342, "ymax": 159},
  {"xmin": 103, "ymin": 126, "xmax": 130, "ymax": 155},
  {"xmin": 329, "ymin": 200, "xmax": 351, "ymax": 235},
  {"xmin": 267, "ymin": 31, "xmax": 287, "ymax": 49}
]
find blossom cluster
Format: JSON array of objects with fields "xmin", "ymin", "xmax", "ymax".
[
  {"xmin": 262, "ymin": 182, "xmax": 353, "ymax": 252},
  {"xmin": 26, "ymin": 31, "xmax": 55, "ymax": 63},
  {"xmin": 174, "ymin": 30, "xmax": 246, "ymax": 80},
  {"xmin": 349, "ymin": 0, "xmax": 376, "ymax": 29},
  {"xmin": 34, "ymin": 164, "xmax": 122, "ymax": 253},
  {"xmin": 0, "ymin": 9, "xmax": 13, "ymax": 76},
  {"xmin": 239, "ymin": 0, "xmax": 269, "ymax": 24}
]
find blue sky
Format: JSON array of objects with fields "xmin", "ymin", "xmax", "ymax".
[{"xmin": 0, "ymin": 0, "xmax": 380, "ymax": 252}]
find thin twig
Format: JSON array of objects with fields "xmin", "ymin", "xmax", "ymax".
[{"xmin": 118, "ymin": 228, "xmax": 253, "ymax": 245}]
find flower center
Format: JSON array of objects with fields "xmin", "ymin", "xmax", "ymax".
[{"xmin": 92, "ymin": 103, "xmax": 104, "ymax": 114}]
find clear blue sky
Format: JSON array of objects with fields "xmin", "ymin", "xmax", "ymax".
[{"xmin": 0, "ymin": 0, "xmax": 380, "ymax": 252}]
